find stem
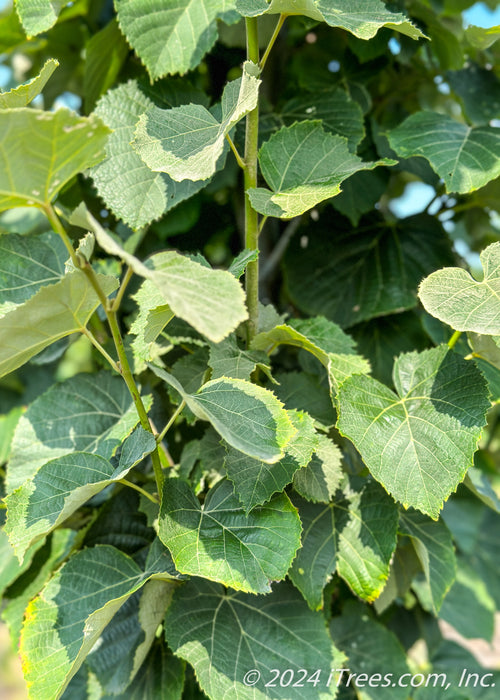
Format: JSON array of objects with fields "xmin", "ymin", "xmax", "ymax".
[
  {"xmin": 111, "ymin": 266, "xmax": 133, "ymax": 312},
  {"xmin": 157, "ymin": 400, "xmax": 186, "ymax": 445},
  {"xmin": 44, "ymin": 203, "xmax": 79, "ymax": 268},
  {"xmin": 260, "ymin": 14, "xmax": 286, "ymax": 70},
  {"xmin": 118, "ymin": 479, "xmax": 159, "ymax": 504},
  {"xmin": 448, "ymin": 330, "xmax": 462, "ymax": 349},
  {"xmin": 81, "ymin": 327, "xmax": 120, "ymax": 372},
  {"xmin": 226, "ymin": 134, "xmax": 246, "ymax": 170},
  {"xmin": 46, "ymin": 205, "xmax": 165, "ymax": 495},
  {"xmin": 106, "ymin": 309, "xmax": 165, "ymax": 493},
  {"xmin": 244, "ymin": 17, "xmax": 260, "ymax": 346}
]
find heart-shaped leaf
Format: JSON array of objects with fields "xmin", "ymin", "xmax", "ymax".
[{"xmin": 419, "ymin": 242, "xmax": 500, "ymax": 334}]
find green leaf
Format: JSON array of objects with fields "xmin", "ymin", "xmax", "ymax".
[
  {"xmin": 0, "ymin": 108, "xmax": 110, "ymax": 211},
  {"xmin": 159, "ymin": 478, "xmax": 301, "ymax": 593},
  {"xmin": 419, "ymin": 243, "xmax": 500, "ymax": 335},
  {"xmin": 86, "ymin": 580, "xmax": 174, "ymax": 695},
  {"xmin": 292, "ymin": 434, "xmax": 342, "ymax": 502},
  {"xmin": 73, "ymin": 205, "xmax": 248, "ymax": 342},
  {"xmin": 0, "ymin": 232, "xmax": 66, "ymax": 308},
  {"xmin": 208, "ymin": 335, "xmax": 269, "ymax": 380},
  {"xmin": 0, "ymin": 270, "xmax": 118, "ymax": 381},
  {"xmin": 439, "ymin": 559, "xmax": 495, "ymax": 641},
  {"xmin": 464, "ymin": 467, "xmax": 500, "ymax": 512},
  {"xmin": 399, "ymin": 510, "xmax": 457, "ymax": 614},
  {"xmin": 115, "ymin": 0, "xmax": 238, "ymax": 79},
  {"xmin": 19, "ymin": 545, "xmax": 179, "ymax": 700},
  {"xmin": 227, "ymin": 248, "xmax": 259, "ymax": 278},
  {"xmin": 280, "ymin": 87, "xmax": 365, "ymax": 151},
  {"xmin": 465, "ymin": 24, "xmax": 500, "ymax": 50},
  {"xmin": 103, "ymin": 641, "xmax": 185, "ymax": 700},
  {"xmin": 0, "ymin": 528, "xmax": 45, "ymax": 600},
  {"xmin": 91, "ymin": 80, "xmax": 207, "ymax": 229},
  {"xmin": 447, "ymin": 63, "xmax": 500, "ymax": 126},
  {"xmin": 5, "ymin": 427, "xmax": 156, "ymax": 561},
  {"xmin": 1, "ymin": 529, "xmax": 74, "ymax": 648},
  {"xmin": 288, "ymin": 496, "xmax": 336, "ymax": 611},
  {"xmin": 224, "ymin": 410, "xmax": 317, "ymax": 512},
  {"xmin": 236, "ymin": 0, "xmax": 424, "ymax": 40},
  {"xmin": 388, "ymin": 112, "xmax": 500, "ymax": 194},
  {"xmin": 274, "ymin": 371, "xmax": 336, "ymax": 429},
  {"xmin": 0, "ymin": 406, "xmax": 22, "ymax": 466},
  {"xmin": 290, "ymin": 478, "xmax": 398, "ymax": 609},
  {"xmin": 151, "ymin": 365, "xmax": 295, "ymax": 463},
  {"xmin": 133, "ymin": 61, "xmax": 260, "ymax": 182},
  {"xmin": 0, "ymin": 58, "xmax": 58, "ymax": 108},
  {"xmin": 130, "ymin": 278, "xmax": 174, "ymax": 367},
  {"xmin": 248, "ymin": 121, "xmax": 394, "ymax": 218},
  {"xmin": 165, "ymin": 578, "xmax": 344, "ymax": 700},
  {"xmin": 15, "ymin": 0, "xmax": 65, "ymax": 37},
  {"xmin": 335, "ymin": 478, "xmax": 398, "ymax": 603},
  {"xmin": 337, "ymin": 346, "xmax": 490, "ymax": 519},
  {"xmin": 332, "ymin": 168, "xmax": 389, "ymax": 225},
  {"xmin": 252, "ymin": 315, "xmax": 370, "ymax": 393},
  {"xmin": 330, "ymin": 608, "xmax": 411, "ymax": 700},
  {"xmin": 83, "ymin": 19, "xmax": 129, "ymax": 112},
  {"xmin": 283, "ymin": 213, "xmax": 455, "ymax": 328},
  {"xmin": 7, "ymin": 371, "xmax": 148, "ymax": 493}
]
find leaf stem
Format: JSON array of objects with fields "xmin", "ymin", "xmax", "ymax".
[
  {"xmin": 157, "ymin": 400, "xmax": 186, "ymax": 444},
  {"xmin": 260, "ymin": 14, "xmax": 286, "ymax": 70},
  {"xmin": 44, "ymin": 203, "xmax": 79, "ymax": 268},
  {"xmin": 226, "ymin": 134, "xmax": 246, "ymax": 170},
  {"xmin": 81, "ymin": 327, "xmax": 120, "ymax": 372},
  {"xmin": 118, "ymin": 479, "xmax": 159, "ymax": 504},
  {"xmin": 244, "ymin": 17, "xmax": 260, "ymax": 346},
  {"xmin": 448, "ymin": 330, "xmax": 462, "ymax": 349},
  {"xmin": 111, "ymin": 266, "xmax": 134, "ymax": 312}
]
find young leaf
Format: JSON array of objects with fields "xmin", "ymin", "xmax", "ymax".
[
  {"xmin": 91, "ymin": 80, "xmax": 207, "ymax": 229},
  {"xmin": 0, "ymin": 109, "xmax": 110, "ymax": 211},
  {"xmin": 247, "ymin": 121, "xmax": 394, "ymax": 218},
  {"xmin": 0, "ymin": 58, "xmax": 58, "ymax": 108},
  {"xmin": 158, "ymin": 478, "xmax": 301, "ymax": 593},
  {"xmin": 388, "ymin": 112, "xmax": 500, "ymax": 194},
  {"xmin": 115, "ymin": 0, "xmax": 237, "ymax": 79},
  {"xmin": 151, "ymin": 365, "xmax": 295, "ymax": 463},
  {"xmin": 224, "ymin": 410, "xmax": 317, "ymax": 512},
  {"xmin": 83, "ymin": 19, "xmax": 129, "ymax": 112},
  {"xmin": 0, "ymin": 232, "xmax": 66, "ymax": 307},
  {"xmin": 19, "ymin": 545, "xmax": 179, "ymax": 700},
  {"xmin": 399, "ymin": 510, "xmax": 457, "ymax": 614},
  {"xmin": 6, "ymin": 372, "xmax": 148, "ymax": 493},
  {"xmin": 130, "ymin": 278, "xmax": 174, "ymax": 367},
  {"xmin": 337, "ymin": 346, "xmax": 490, "ymax": 519},
  {"xmin": 72, "ymin": 206, "xmax": 248, "ymax": 342},
  {"xmin": 15, "ymin": 0, "xmax": 63, "ymax": 36},
  {"xmin": 5, "ymin": 427, "xmax": 156, "ymax": 561},
  {"xmin": 164, "ymin": 578, "xmax": 345, "ymax": 700},
  {"xmin": 419, "ymin": 242, "xmax": 500, "ymax": 334},
  {"xmin": 133, "ymin": 61, "xmax": 260, "ymax": 181},
  {"xmin": 236, "ymin": 0, "xmax": 424, "ymax": 39},
  {"xmin": 0, "ymin": 271, "xmax": 118, "ymax": 380}
]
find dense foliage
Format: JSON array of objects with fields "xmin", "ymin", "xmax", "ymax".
[{"xmin": 1, "ymin": 1, "xmax": 500, "ymax": 698}]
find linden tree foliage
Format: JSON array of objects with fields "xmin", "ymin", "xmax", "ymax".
[{"xmin": 1, "ymin": 1, "xmax": 500, "ymax": 699}]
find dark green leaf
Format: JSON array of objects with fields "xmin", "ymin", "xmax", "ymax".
[{"xmin": 165, "ymin": 578, "xmax": 344, "ymax": 700}]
